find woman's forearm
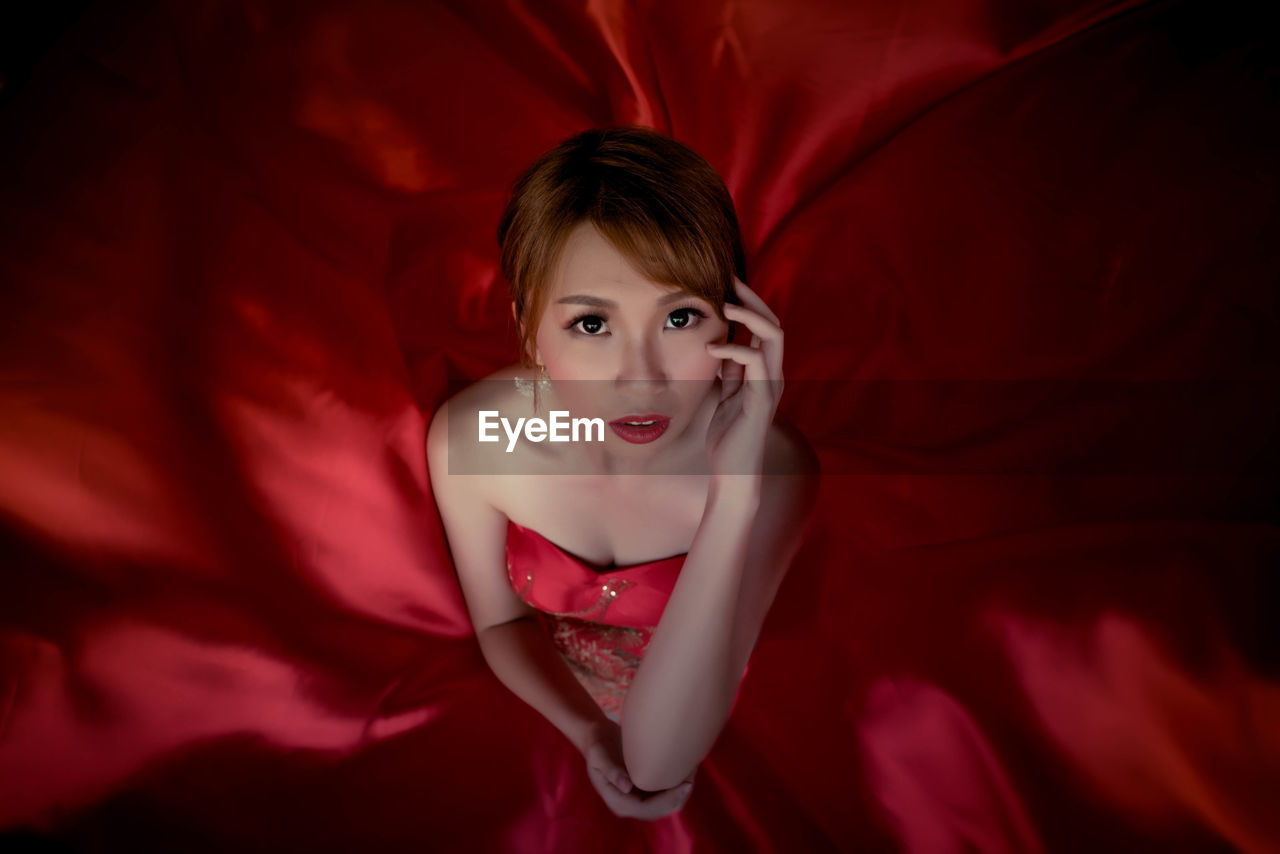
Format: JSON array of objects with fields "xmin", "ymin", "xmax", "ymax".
[
  {"xmin": 620, "ymin": 479, "xmax": 761, "ymax": 791},
  {"xmin": 477, "ymin": 616, "xmax": 610, "ymax": 754}
]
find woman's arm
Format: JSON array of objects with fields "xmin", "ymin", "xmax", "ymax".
[
  {"xmin": 621, "ymin": 279, "xmax": 817, "ymax": 792},
  {"xmin": 426, "ymin": 401, "xmax": 612, "ymax": 758},
  {"xmin": 474, "ymin": 617, "xmax": 611, "ymax": 754},
  {"xmin": 621, "ymin": 427, "xmax": 818, "ymax": 792}
]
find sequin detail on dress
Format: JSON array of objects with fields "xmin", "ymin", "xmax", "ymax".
[
  {"xmin": 505, "ymin": 523, "xmax": 686, "ymax": 720},
  {"xmin": 511, "ymin": 562, "xmax": 640, "ymax": 621},
  {"xmin": 540, "ymin": 614, "xmax": 651, "ymax": 721}
]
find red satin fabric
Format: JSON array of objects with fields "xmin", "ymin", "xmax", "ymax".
[{"xmin": 1, "ymin": 0, "xmax": 1277, "ymax": 851}]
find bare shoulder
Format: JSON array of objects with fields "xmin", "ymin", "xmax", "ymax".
[
  {"xmin": 425, "ymin": 394, "xmax": 471, "ymax": 494},
  {"xmin": 426, "ymin": 369, "xmax": 498, "ymax": 469},
  {"xmin": 424, "ymin": 367, "xmax": 541, "ymax": 633},
  {"xmin": 426, "ymin": 364, "xmax": 541, "ymax": 505},
  {"xmin": 434, "ymin": 363, "xmax": 525, "ymax": 417},
  {"xmin": 427, "ymin": 364, "xmax": 526, "ymax": 449}
]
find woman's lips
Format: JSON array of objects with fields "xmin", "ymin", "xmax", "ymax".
[{"xmin": 608, "ymin": 414, "xmax": 671, "ymax": 444}]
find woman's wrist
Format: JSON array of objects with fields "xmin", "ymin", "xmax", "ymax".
[
  {"xmin": 572, "ymin": 713, "xmax": 616, "ymax": 755},
  {"xmin": 707, "ymin": 474, "xmax": 762, "ymax": 515},
  {"xmin": 475, "ymin": 619, "xmax": 616, "ymax": 758}
]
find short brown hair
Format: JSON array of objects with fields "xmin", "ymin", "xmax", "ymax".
[{"xmin": 497, "ymin": 126, "xmax": 746, "ymax": 367}]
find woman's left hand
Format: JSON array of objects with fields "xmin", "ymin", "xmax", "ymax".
[
  {"xmin": 705, "ymin": 279, "xmax": 784, "ymax": 480},
  {"xmin": 581, "ymin": 718, "xmax": 697, "ymax": 820}
]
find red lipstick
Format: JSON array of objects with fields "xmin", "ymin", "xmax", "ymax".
[{"xmin": 608, "ymin": 414, "xmax": 671, "ymax": 444}]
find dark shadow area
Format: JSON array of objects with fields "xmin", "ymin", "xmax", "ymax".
[{"xmin": 0, "ymin": 1, "xmax": 97, "ymax": 110}]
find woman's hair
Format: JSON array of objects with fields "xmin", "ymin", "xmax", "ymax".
[{"xmin": 497, "ymin": 126, "xmax": 747, "ymax": 367}]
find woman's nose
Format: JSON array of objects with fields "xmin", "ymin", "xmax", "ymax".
[{"xmin": 614, "ymin": 334, "xmax": 668, "ymax": 393}]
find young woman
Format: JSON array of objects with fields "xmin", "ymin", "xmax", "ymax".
[{"xmin": 426, "ymin": 127, "xmax": 818, "ymax": 822}]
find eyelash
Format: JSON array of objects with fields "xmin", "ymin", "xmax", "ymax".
[{"xmin": 565, "ymin": 306, "xmax": 708, "ymax": 336}]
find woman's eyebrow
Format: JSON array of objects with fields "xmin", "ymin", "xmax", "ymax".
[
  {"xmin": 555, "ymin": 292, "xmax": 703, "ymax": 308},
  {"xmin": 658, "ymin": 291, "xmax": 699, "ymax": 305},
  {"xmin": 556, "ymin": 294, "xmax": 616, "ymax": 308}
]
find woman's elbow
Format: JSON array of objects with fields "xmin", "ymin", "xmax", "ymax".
[
  {"xmin": 621, "ymin": 721, "xmax": 715, "ymax": 792},
  {"xmin": 621, "ymin": 725, "xmax": 682, "ymax": 791},
  {"xmin": 624, "ymin": 756, "xmax": 692, "ymax": 794}
]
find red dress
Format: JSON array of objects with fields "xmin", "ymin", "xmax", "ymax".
[{"xmin": 505, "ymin": 520, "xmax": 748, "ymax": 724}]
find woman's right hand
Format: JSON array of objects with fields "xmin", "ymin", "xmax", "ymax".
[{"xmin": 579, "ymin": 717, "xmax": 696, "ymax": 820}]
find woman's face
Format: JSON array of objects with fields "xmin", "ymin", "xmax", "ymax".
[{"xmin": 529, "ymin": 220, "xmax": 730, "ymax": 453}]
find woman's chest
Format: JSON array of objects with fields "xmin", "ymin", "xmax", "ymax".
[{"xmin": 494, "ymin": 475, "xmax": 709, "ymax": 567}]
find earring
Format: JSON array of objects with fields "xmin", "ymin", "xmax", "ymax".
[{"xmin": 514, "ymin": 363, "xmax": 552, "ymax": 397}]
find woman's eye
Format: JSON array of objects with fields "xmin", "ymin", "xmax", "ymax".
[
  {"xmin": 665, "ymin": 307, "xmax": 705, "ymax": 330},
  {"xmin": 571, "ymin": 314, "xmax": 608, "ymax": 335}
]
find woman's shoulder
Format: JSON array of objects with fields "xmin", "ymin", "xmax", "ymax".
[
  {"xmin": 477, "ymin": 361, "xmax": 542, "ymax": 387},
  {"xmin": 428, "ymin": 362, "xmax": 526, "ymax": 428},
  {"xmin": 434, "ymin": 362, "xmax": 529, "ymax": 413},
  {"xmin": 425, "ymin": 363, "xmax": 542, "ymax": 485}
]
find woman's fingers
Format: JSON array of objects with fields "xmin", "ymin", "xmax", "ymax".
[
  {"xmin": 585, "ymin": 742, "xmax": 632, "ymax": 793},
  {"xmin": 587, "ymin": 764, "xmax": 632, "ymax": 816},
  {"xmin": 732, "ymin": 278, "xmax": 781, "ymax": 326},
  {"xmin": 723, "ymin": 301, "xmax": 782, "ymax": 344},
  {"xmin": 707, "ymin": 340, "xmax": 782, "ymax": 419},
  {"xmin": 718, "ymin": 279, "xmax": 783, "ymax": 403},
  {"xmin": 719, "ymin": 351, "xmax": 745, "ymax": 401},
  {"xmin": 722, "ymin": 303, "xmax": 783, "ymax": 381},
  {"xmin": 651, "ymin": 782, "xmax": 694, "ymax": 816},
  {"xmin": 587, "ymin": 763, "xmax": 693, "ymax": 820},
  {"xmin": 706, "ymin": 342, "xmax": 769, "ymax": 388},
  {"xmin": 602, "ymin": 765, "xmax": 632, "ymax": 794},
  {"xmin": 626, "ymin": 782, "xmax": 694, "ymax": 821}
]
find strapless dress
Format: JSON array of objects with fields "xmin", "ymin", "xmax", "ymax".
[{"xmin": 505, "ymin": 519, "xmax": 749, "ymax": 724}]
